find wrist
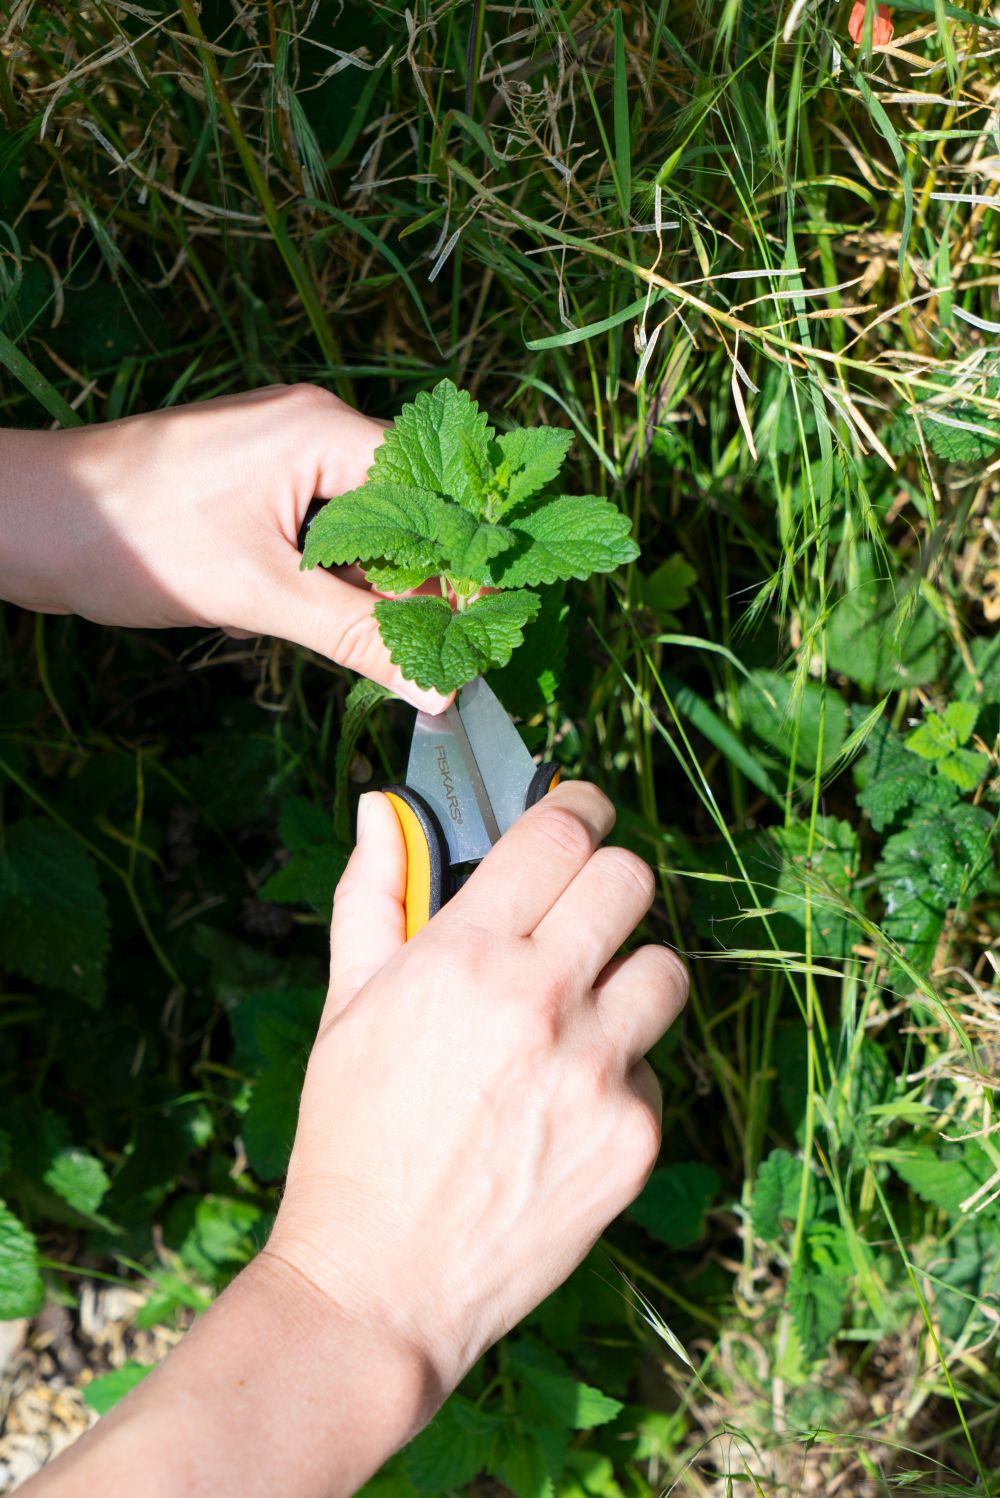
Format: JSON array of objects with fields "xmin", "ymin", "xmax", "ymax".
[
  {"xmin": 264, "ymin": 1201, "xmax": 476, "ymax": 1400},
  {"xmin": 0, "ymin": 428, "xmax": 94, "ymax": 614}
]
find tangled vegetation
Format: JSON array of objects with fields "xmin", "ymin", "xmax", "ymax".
[{"xmin": 3, "ymin": 0, "xmax": 1000, "ymax": 1491}]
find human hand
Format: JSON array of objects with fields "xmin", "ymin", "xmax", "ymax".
[
  {"xmin": 265, "ymin": 781, "xmax": 688, "ymax": 1393},
  {"xmin": 0, "ymin": 385, "xmax": 451, "ymax": 712}
]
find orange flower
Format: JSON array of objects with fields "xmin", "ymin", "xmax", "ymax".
[{"xmin": 848, "ymin": 1, "xmax": 893, "ymax": 46}]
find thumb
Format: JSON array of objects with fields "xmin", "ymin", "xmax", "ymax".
[
  {"xmin": 325, "ymin": 792, "xmax": 407, "ymax": 1019},
  {"xmin": 255, "ymin": 549, "xmax": 453, "ymax": 716}
]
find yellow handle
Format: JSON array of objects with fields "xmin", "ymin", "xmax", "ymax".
[{"xmin": 385, "ymin": 789, "xmax": 436, "ymax": 941}]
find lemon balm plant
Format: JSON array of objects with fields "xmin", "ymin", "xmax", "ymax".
[{"xmin": 300, "ymin": 379, "xmax": 638, "ymax": 694}]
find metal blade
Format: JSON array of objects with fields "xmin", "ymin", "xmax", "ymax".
[
  {"xmin": 457, "ymin": 676, "xmax": 537, "ymax": 837},
  {"xmin": 406, "ymin": 699, "xmax": 500, "ymax": 866}
]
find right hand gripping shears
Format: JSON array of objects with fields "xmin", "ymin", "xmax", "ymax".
[{"xmin": 385, "ymin": 675, "xmax": 560, "ymax": 940}]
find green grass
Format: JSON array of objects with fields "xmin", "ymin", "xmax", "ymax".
[{"xmin": 3, "ymin": 0, "xmax": 1000, "ymax": 1491}]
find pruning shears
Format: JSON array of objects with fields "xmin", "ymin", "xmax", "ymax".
[{"xmin": 386, "ymin": 675, "xmax": 560, "ymax": 939}]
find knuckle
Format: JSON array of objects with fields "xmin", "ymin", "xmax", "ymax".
[
  {"xmin": 284, "ymin": 381, "xmax": 338, "ymax": 415},
  {"xmin": 598, "ymin": 847, "xmax": 656, "ymax": 903},
  {"xmin": 640, "ymin": 944, "xmax": 689, "ymax": 1000},
  {"xmin": 439, "ymin": 922, "xmax": 493, "ymax": 983},
  {"xmin": 529, "ymin": 805, "xmax": 594, "ymax": 863},
  {"xmin": 331, "ymin": 610, "xmax": 381, "ymax": 673}
]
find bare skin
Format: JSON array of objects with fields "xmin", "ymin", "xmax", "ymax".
[
  {"xmin": 26, "ymin": 785, "xmax": 687, "ymax": 1498},
  {"xmin": 0, "ymin": 384, "xmax": 451, "ymax": 712}
]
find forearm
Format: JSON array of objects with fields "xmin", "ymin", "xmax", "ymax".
[{"xmin": 27, "ymin": 1253, "xmax": 443, "ymax": 1498}]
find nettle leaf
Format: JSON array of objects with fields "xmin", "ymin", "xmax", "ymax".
[
  {"xmin": 893, "ymin": 1144, "xmax": 995, "ymax": 1219},
  {"xmin": 738, "ymin": 672, "xmax": 848, "ymax": 772},
  {"xmin": 237, "ymin": 987, "xmax": 324, "ymax": 1180},
  {"xmin": 772, "ymin": 815, "xmax": 859, "ymax": 959},
  {"xmin": 905, "ymin": 705, "xmax": 987, "ymax": 794},
  {"xmin": 875, "ymin": 803, "xmax": 995, "ymax": 973},
  {"xmin": 167, "ymin": 1193, "xmax": 267, "ymax": 1286},
  {"xmin": 494, "ymin": 1422, "xmax": 569, "ymax": 1498},
  {"xmin": 434, "ymin": 503, "xmax": 515, "ymax": 583},
  {"xmin": 489, "ymin": 494, "xmax": 639, "ymax": 588},
  {"xmin": 510, "ymin": 1356, "xmax": 623, "ymax": 1430},
  {"xmin": 788, "ymin": 1221, "xmax": 851, "ymax": 1360},
  {"xmin": 0, "ymin": 1200, "xmax": 44, "ymax": 1319},
  {"xmin": 370, "ymin": 379, "xmax": 493, "ymax": 513},
  {"xmin": 751, "ymin": 1149, "xmax": 806, "ymax": 1242},
  {"xmin": 640, "ymin": 553, "xmax": 697, "ymax": 623},
  {"xmin": 404, "ymin": 1395, "xmax": 499, "ymax": 1491},
  {"xmin": 260, "ymin": 796, "xmax": 349, "ymax": 918},
  {"xmin": 489, "ymin": 584, "xmax": 569, "ymax": 718},
  {"xmin": 491, "ymin": 426, "xmax": 573, "ymax": 513},
  {"xmin": 826, "ymin": 551, "xmax": 945, "ymax": 694},
  {"xmin": 627, "ymin": 1162, "xmax": 720, "ymax": 1249},
  {"xmin": 0, "ymin": 819, "xmax": 109, "ymax": 1006},
  {"xmin": 374, "ymin": 593, "xmax": 540, "ymax": 693},
  {"xmin": 857, "ymin": 716, "xmax": 958, "ymax": 832},
  {"xmin": 301, "ymin": 481, "xmax": 444, "ymax": 576},
  {"xmin": 44, "ymin": 1148, "xmax": 111, "ymax": 1219}
]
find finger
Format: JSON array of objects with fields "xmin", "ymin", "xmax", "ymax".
[
  {"xmin": 532, "ymin": 846, "xmax": 655, "ymax": 981},
  {"xmin": 446, "ymin": 781, "xmax": 616, "ymax": 937},
  {"xmin": 325, "ymin": 793, "xmax": 407, "ymax": 1021},
  {"xmin": 252, "ymin": 550, "xmax": 454, "ymax": 715},
  {"xmin": 593, "ymin": 945, "xmax": 689, "ymax": 1062}
]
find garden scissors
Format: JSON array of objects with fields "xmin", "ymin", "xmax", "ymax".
[{"xmin": 385, "ymin": 676, "xmax": 560, "ymax": 940}]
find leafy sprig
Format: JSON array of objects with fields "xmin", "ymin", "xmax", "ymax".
[{"xmin": 301, "ymin": 379, "xmax": 638, "ymax": 693}]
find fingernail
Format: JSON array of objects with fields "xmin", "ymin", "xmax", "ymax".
[{"xmin": 356, "ymin": 792, "xmax": 377, "ymax": 842}]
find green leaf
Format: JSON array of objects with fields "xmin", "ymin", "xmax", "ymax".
[
  {"xmin": 374, "ymin": 592, "xmax": 541, "ymax": 694},
  {"xmin": 0, "ymin": 1200, "xmax": 44, "ymax": 1319},
  {"xmin": 168, "ymin": 1194, "xmax": 266, "ymax": 1285},
  {"xmin": 494, "ymin": 1423, "xmax": 569, "ymax": 1498},
  {"xmin": 943, "ymin": 700, "xmax": 979, "ymax": 744},
  {"xmin": 856, "ymin": 716, "xmax": 958, "ymax": 832},
  {"xmin": 751, "ymin": 1149, "xmax": 805, "ymax": 1241},
  {"xmin": 938, "ymin": 747, "xmax": 988, "ymax": 791},
  {"xmin": 83, "ymin": 1361, "xmax": 154, "ymax": 1414},
  {"xmin": 771, "ymin": 815, "xmax": 859, "ymax": 959},
  {"xmin": 489, "ymin": 584, "xmax": 569, "ymax": 717},
  {"xmin": 300, "ymin": 481, "xmax": 444, "ymax": 576},
  {"xmin": 404, "ymin": 1395, "xmax": 499, "ymax": 1491},
  {"xmin": 738, "ymin": 672, "xmax": 848, "ymax": 772},
  {"xmin": 826, "ymin": 551, "xmax": 945, "ymax": 693},
  {"xmin": 640, "ymin": 554, "xmax": 697, "ymax": 622},
  {"xmin": 627, "ymin": 1162, "xmax": 721, "ymax": 1248},
  {"xmin": 434, "ymin": 503, "xmax": 515, "ymax": 582},
  {"xmin": 490, "ymin": 494, "xmax": 638, "ymax": 588},
  {"xmin": 875, "ymin": 803, "xmax": 995, "ymax": 973},
  {"xmin": 906, "ymin": 713, "xmax": 958, "ymax": 762},
  {"xmin": 260, "ymin": 796, "xmax": 349, "ymax": 918},
  {"xmin": 0, "ymin": 819, "xmax": 109, "ymax": 1005},
  {"xmin": 243, "ymin": 1064, "xmax": 304, "ymax": 1181},
  {"xmin": 492, "ymin": 427, "xmax": 573, "ymax": 512},
  {"xmin": 238, "ymin": 988, "xmax": 323, "ymax": 1180},
  {"xmin": 370, "ymin": 379, "xmax": 494, "ymax": 513},
  {"xmin": 893, "ymin": 1145, "xmax": 995, "ymax": 1219},
  {"xmin": 511, "ymin": 1359, "xmax": 623, "ymax": 1430},
  {"xmin": 787, "ymin": 1221, "xmax": 851, "ymax": 1359},
  {"xmin": 44, "ymin": 1148, "xmax": 111, "ymax": 1218}
]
